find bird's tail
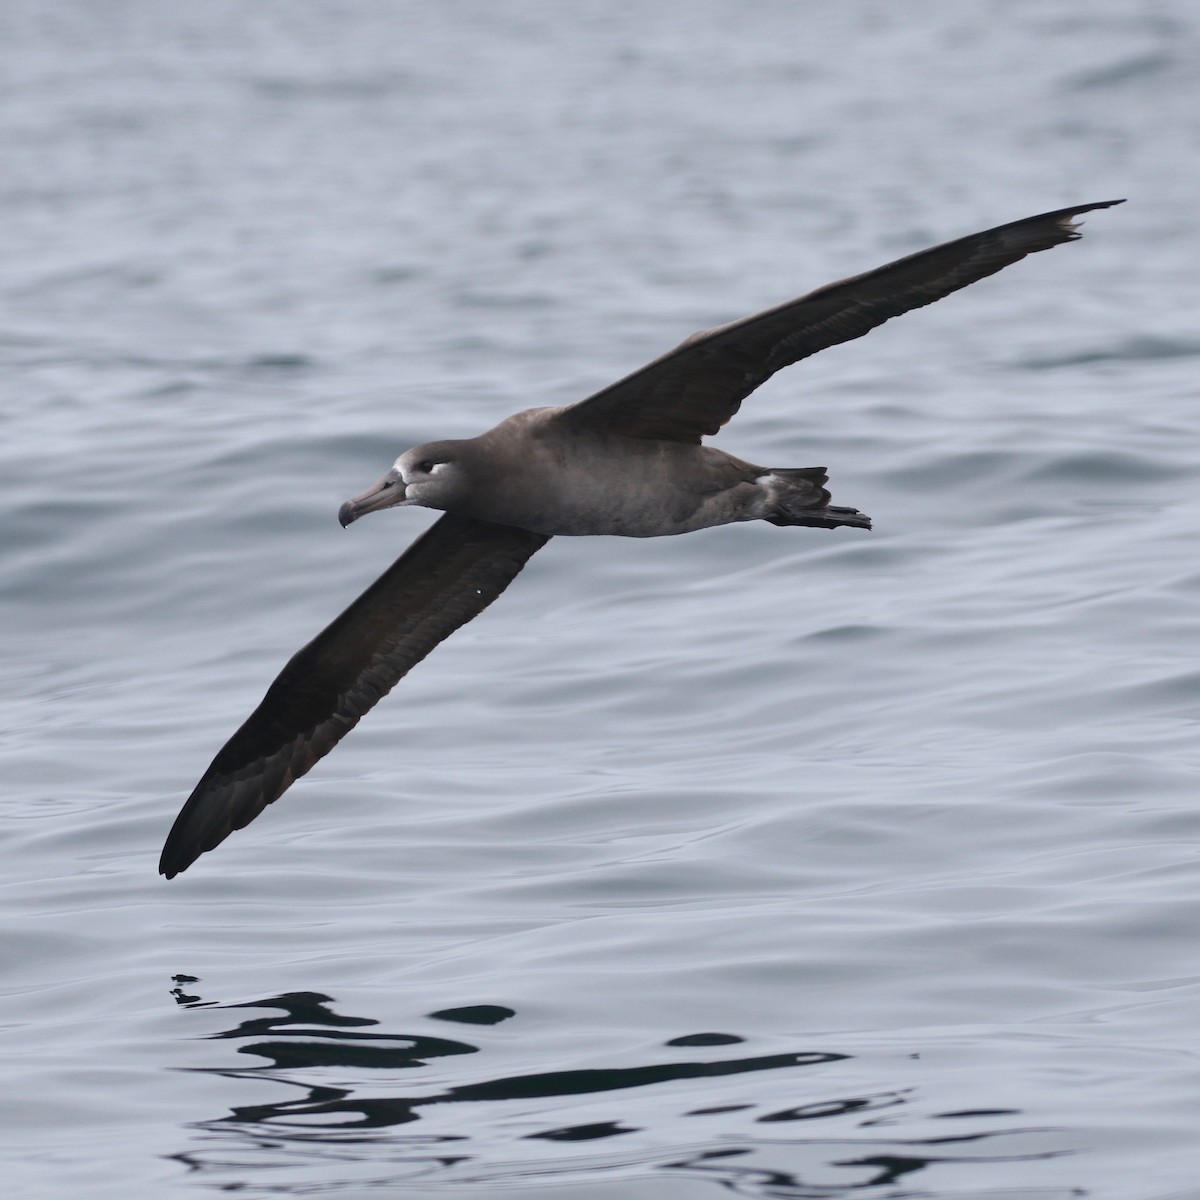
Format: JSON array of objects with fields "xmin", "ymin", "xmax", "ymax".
[{"xmin": 762, "ymin": 467, "xmax": 872, "ymax": 531}]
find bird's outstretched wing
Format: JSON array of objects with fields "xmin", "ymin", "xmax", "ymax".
[
  {"xmin": 561, "ymin": 200, "xmax": 1124, "ymax": 444},
  {"xmin": 160, "ymin": 514, "xmax": 549, "ymax": 878}
]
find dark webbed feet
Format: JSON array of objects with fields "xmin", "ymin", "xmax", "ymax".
[{"xmin": 761, "ymin": 467, "xmax": 871, "ymax": 530}]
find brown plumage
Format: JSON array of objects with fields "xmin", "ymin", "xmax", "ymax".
[{"xmin": 160, "ymin": 199, "xmax": 1122, "ymax": 878}]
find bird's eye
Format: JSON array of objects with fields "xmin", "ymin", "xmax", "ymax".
[{"xmin": 417, "ymin": 460, "xmax": 435, "ymax": 473}]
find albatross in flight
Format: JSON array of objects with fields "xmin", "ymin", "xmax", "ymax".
[{"xmin": 160, "ymin": 199, "xmax": 1123, "ymax": 877}]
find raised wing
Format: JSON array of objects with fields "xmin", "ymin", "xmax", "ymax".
[
  {"xmin": 561, "ymin": 200, "xmax": 1124, "ymax": 444},
  {"xmin": 160, "ymin": 514, "xmax": 549, "ymax": 878}
]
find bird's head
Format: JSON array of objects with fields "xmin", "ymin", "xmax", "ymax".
[{"xmin": 338, "ymin": 441, "xmax": 471, "ymax": 527}]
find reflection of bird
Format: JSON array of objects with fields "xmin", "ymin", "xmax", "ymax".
[{"xmin": 160, "ymin": 200, "xmax": 1123, "ymax": 878}]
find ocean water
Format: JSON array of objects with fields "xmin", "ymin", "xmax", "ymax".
[{"xmin": 3, "ymin": 1, "xmax": 1199, "ymax": 1197}]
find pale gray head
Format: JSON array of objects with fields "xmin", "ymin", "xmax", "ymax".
[{"xmin": 338, "ymin": 439, "xmax": 471, "ymax": 527}]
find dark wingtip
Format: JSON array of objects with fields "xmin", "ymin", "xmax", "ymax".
[
  {"xmin": 1060, "ymin": 198, "xmax": 1126, "ymax": 237},
  {"xmin": 158, "ymin": 838, "xmax": 192, "ymax": 880},
  {"xmin": 159, "ymin": 785, "xmax": 221, "ymax": 879}
]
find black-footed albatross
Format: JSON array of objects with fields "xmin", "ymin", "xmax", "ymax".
[{"xmin": 160, "ymin": 199, "xmax": 1123, "ymax": 877}]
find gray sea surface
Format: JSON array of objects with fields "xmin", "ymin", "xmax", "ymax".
[{"xmin": 3, "ymin": 2, "xmax": 1199, "ymax": 1197}]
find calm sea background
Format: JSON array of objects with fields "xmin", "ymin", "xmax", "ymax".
[{"xmin": 3, "ymin": 2, "xmax": 1199, "ymax": 1197}]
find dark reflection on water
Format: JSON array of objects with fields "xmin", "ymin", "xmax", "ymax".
[{"xmin": 167, "ymin": 979, "xmax": 1073, "ymax": 1197}]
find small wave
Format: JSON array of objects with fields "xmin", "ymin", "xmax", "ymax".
[{"xmin": 1017, "ymin": 336, "xmax": 1200, "ymax": 369}]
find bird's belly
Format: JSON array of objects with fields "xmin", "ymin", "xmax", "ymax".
[
  {"xmin": 455, "ymin": 431, "xmax": 769, "ymax": 537},
  {"xmin": 481, "ymin": 477, "xmax": 769, "ymax": 538}
]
